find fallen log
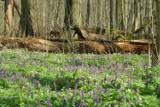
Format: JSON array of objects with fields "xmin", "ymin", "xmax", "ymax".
[
  {"xmin": 113, "ymin": 41, "xmax": 155, "ymax": 54},
  {"xmin": 0, "ymin": 36, "xmax": 156, "ymax": 54},
  {"xmin": 75, "ymin": 41, "xmax": 107, "ymax": 54},
  {"xmin": 0, "ymin": 37, "xmax": 108, "ymax": 53},
  {"xmin": 71, "ymin": 26, "xmax": 107, "ymax": 41},
  {"xmin": 0, "ymin": 37, "xmax": 59, "ymax": 52}
]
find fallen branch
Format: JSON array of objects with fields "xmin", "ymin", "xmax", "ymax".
[
  {"xmin": 130, "ymin": 19, "xmax": 155, "ymax": 35},
  {"xmin": 71, "ymin": 26, "xmax": 107, "ymax": 41}
]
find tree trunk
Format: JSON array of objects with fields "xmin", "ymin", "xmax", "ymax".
[
  {"xmin": 4, "ymin": 0, "xmax": 14, "ymax": 35},
  {"xmin": 64, "ymin": 0, "xmax": 82, "ymax": 40},
  {"xmin": 116, "ymin": 0, "xmax": 124, "ymax": 31},
  {"xmin": 64, "ymin": 0, "xmax": 72, "ymax": 30},
  {"xmin": 153, "ymin": 0, "xmax": 160, "ymax": 66},
  {"xmin": 86, "ymin": 0, "xmax": 90, "ymax": 27},
  {"xmin": 20, "ymin": 0, "xmax": 34, "ymax": 37},
  {"xmin": 70, "ymin": 0, "xmax": 82, "ymax": 27},
  {"xmin": 110, "ymin": 0, "xmax": 113, "ymax": 34},
  {"xmin": 13, "ymin": 0, "xmax": 21, "ymax": 16}
]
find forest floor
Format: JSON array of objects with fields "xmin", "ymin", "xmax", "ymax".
[{"xmin": 0, "ymin": 49, "xmax": 159, "ymax": 106}]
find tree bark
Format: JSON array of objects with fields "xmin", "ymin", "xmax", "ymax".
[
  {"xmin": 110, "ymin": 0, "xmax": 113, "ymax": 34},
  {"xmin": 2, "ymin": 0, "xmax": 20, "ymax": 36},
  {"xmin": 153, "ymin": 0, "xmax": 160, "ymax": 66},
  {"xmin": 4, "ymin": 0, "xmax": 14, "ymax": 35},
  {"xmin": 64, "ymin": 0, "xmax": 82, "ymax": 40},
  {"xmin": 13, "ymin": 0, "xmax": 21, "ymax": 16},
  {"xmin": 70, "ymin": 0, "xmax": 82, "ymax": 27},
  {"xmin": 20, "ymin": 0, "xmax": 34, "ymax": 37},
  {"xmin": 86, "ymin": 0, "xmax": 90, "ymax": 27},
  {"xmin": 64, "ymin": 0, "xmax": 72, "ymax": 30}
]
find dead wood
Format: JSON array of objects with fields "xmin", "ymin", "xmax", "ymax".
[
  {"xmin": 0, "ymin": 36, "xmax": 156, "ymax": 54},
  {"xmin": 71, "ymin": 26, "xmax": 107, "ymax": 41},
  {"xmin": 113, "ymin": 41, "xmax": 155, "ymax": 54},
  {"xmin": 112, "ymin": 35, "xmax": 126, "ymax": 41},
  {"xmin": 0, "ymin": 37, "xmax": 59, "ymax": 52},
  {"xmin": 22, "ymin": 38, "xmax": 59, "ymax": 52},
  {"xmin": 130, "ymin": 19, "xmax": 155, "ymax": 35},
  {"xmin": 75, "ymin": 41, "xmax": 107, "ymax": 53}
]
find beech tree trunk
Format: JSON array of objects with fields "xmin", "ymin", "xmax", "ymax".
[
  {"xmin": 153, "ymin": 0, "xmax": 160, "ymax": 66},
  {"xmin": 20, "ymin": 0, "xmax": 34, "ymax": 37},
  {"xmin": 4, "ymin": 0, "xmax": 14, "ymax": 35},
  {"xmin": 64, "ymin": 0, "xmax": 82, "ymax": 40},
  {"xmin": 70, "ymin": 0, "xmax": 82, "ymax": 27},
  {"xmin": 110, "ymin": 0, "xmax": 113, "ymax": 34},
  {"xmin": 116, "ymin": 0, "xmax": 123, "ymax": 30},
  {"xmin": 2, "ymin": 0, "xmax": 20, "ymax": 36}
]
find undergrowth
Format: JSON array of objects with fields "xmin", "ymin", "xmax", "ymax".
[{"xmin": 0, "ymin": 49, "xmax": 159, "ymax": 107}]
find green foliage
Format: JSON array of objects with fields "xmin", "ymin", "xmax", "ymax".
[{"xmin": 0, "ymin": 49, "xmax": 159, "ymax": 106}]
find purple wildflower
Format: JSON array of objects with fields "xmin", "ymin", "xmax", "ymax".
[
  {"xmin": 89, "ymin": 91, "xmax": 93, "ymax": 98},
  {"xmin": 107, "ymin": 65, "xmax": 112, "ymax": 70},
  {"xmin": 115, "ymin": 62, "xmax": 119, "ymax": 71},
  {"xmin": 80, "ymin": 90, "xmax": 85, "ymax": 98},
  {"xmin": 46, "ymin": 98, "xmax": 52, "ymax": 107},
  {"xmin": 115, "ymin": 69, "xmax": 121, "ymax": 82},
  {"xmin": 12, "ymin": 73, "xmax": 19, "ymax": 81},
  {"xmin": 135, "ymin": 97, "xmax": 139, "ymax": 105},
  {"xmin": 99, "ymin": 87, "xmax": 105, "ymax": 94},
  {"xmin": 33, "ymin": 79, "xmax": 40, "ymax": 88},
  {"xmin": 90, "ymin": 66, "xmax": 96, "ymax": 74},
  {"xmin": 0, "ymin": 70, "xmax": 7, "ymax": 77},
  {"xmin": 122, "ymin": 67, "xmax": 127, "ymax": 72},
  {"xmin": 93, "ymin": 97, "xmax": 99, "ymax": 105},
  {"xmin": 135, "ymin": 88, "xmax": 139, "ymax": 94},
  {"xmin": 118, "ymin": 86, "xmax": 123, "ymax": 92},
  {"xmin": 70, "ymin": 66, "xmax": 77, "ymax": 71},
  {"xmin": 98, "ymin": 66, "xmax": 104, "ymax": 73}
]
